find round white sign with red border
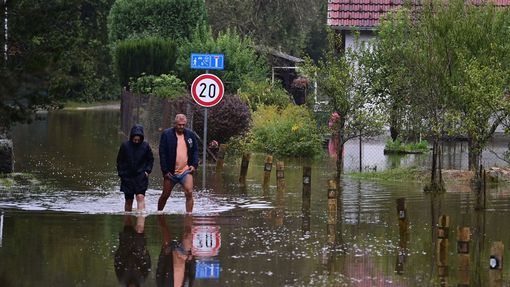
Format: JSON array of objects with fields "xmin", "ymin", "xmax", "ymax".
[
  {"xmin": 191, "ymin": 73, "xmax": 224, "ymax": 107},
  {"xmin": 192, "ymin": 225, "xmax": 221, "ymax": 257}
]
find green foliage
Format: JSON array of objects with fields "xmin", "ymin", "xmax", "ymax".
[
  {"xmin": 205, "ymin": 0, "xmax": 326, "ymax": 59},
  {"xmin": 370, "ymin": 0, "xmax": 510, "ymax": 174},
  {"xmin": 250, "ymin": 105, "xmax": 323, "ymax": 158},
  {"xmin": 193, "ymin": 95, "xmax": 251, "ymax": 144},
  {"xmin": 114, "ymin": 37, "xmax": 178, "ymax": 87},
  {"xmin": 385, "ymin": 139, "xmax": 430, "ymax": 153},
  {"xmin": 238, "ymin": 80, "xmax": 291, "ymax": 111},
  {"xmin": 348, "ymin": 166, "xmax": 425, "ymax": 182},
  {"xmin": 130, "ymin": 74, "xmax": 186, "ymax": 100},
  {"xmin": 224, "ymin": 134, "xmax": 254, "ymax": 159},
  {"xmin": 4, "ymin": 0, "xmax": 116, "ymax": 107},
  {"xmin": 177, "ymin": 26, "xmax": 268, "ymax": 93},
  {"xmin": 301, "ymin": 30, "xmax": 387, "ymax": 166},
  {"xmin": 107, "ymin": 0, "xmax": 207, "ymax": 43}
]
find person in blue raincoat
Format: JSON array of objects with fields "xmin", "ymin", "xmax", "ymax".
[{"xmin": 117, "ymin": 124, "xmax": 154, "ymax": 212}]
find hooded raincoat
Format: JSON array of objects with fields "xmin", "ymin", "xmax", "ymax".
[{"xmin": 116, "ymin": 125, "xmax": 154, "ymax": 194}]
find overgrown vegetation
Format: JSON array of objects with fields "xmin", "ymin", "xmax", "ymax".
[
  {"xmin": 238, "ymin": 80, "xmax": 291, "ymax": 111},
  {"xmin": 384, "ymin": 139, "xmax": 430, "ymax": 154},
  {"xmin": 250, "ymin": 105, "xmax": 323, "ymax": 157},
  {"xmin": 130, "ymin": 74, "xmax": 186, "ymax": 100},
  {"xmin": 348, "ymin": 166, "xmax": 426, "ymax": 182}
]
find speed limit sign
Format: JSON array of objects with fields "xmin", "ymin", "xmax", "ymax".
[{"xmin": 191, "ymin": 73, "xmax": 225, "ymax": 107}]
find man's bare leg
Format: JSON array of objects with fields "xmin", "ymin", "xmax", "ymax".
[
  {"xmin": 158, "ymin": 178, "xmax": 175, "ymax": 211},
  {"xmin": 183, "ymin": 175, "xmax": 194, "ymax": 213}
]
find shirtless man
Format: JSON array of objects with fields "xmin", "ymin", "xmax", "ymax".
[{"xmin": 158, "ymin": 114, "xmax": 199, "ymax": 213}]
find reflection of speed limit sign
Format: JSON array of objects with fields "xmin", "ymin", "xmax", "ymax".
[
  {"xmin": 192, "ymin": 225, "xmax": 221, "ymax": 257},
  {"xmin": 191, "ymin": 73, "xmax": 224, "ymax": 107}
]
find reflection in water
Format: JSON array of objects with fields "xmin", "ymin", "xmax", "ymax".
[
  {"xmin": 157, "ymin": 215, "xmax": 196, "ymax": 287},
  {"xmin": 5, "ymin": 110, "xmax": 510, "ymax": 286},
  {"xmin": 114, "ymin": 215, "xmax": 151, "ymax": 287},
  {"xmin": 395, "ymin": 198, "xmax": 409, "ymax": 275}
]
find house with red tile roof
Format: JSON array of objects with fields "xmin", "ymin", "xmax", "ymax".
[{"xmin": 327, "ymin": 0, "xmax": 510, "ymax": 50}]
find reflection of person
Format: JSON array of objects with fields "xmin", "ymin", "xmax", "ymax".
[
  {"xmin": 117, "ymin": 124, "xmax": 154, "ymax": 212},
  {"xmin": 114, "ymin": 215, "xmax": 151, "ymax": 287},
  {"xmin": 328, "ymin": 112, "xmax": 344, "ymax": 158},
  {"xmin": 158, "ymin": 114, "xmax": 199, "ymax": 213},
  {"xmin": 156, "ymin": 215, "xmax": 195, "ymax": 287}
]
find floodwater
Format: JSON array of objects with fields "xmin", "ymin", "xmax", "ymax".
[{"xmin": 1, "ymin": 109, "xmax": 510, "ymax": 286}]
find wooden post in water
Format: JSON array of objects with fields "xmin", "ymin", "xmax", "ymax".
[
  {"xmin": 489, "ymin": 241, "xmax": 504, "ymax": 287},
  {"xmin": 239, "ymin": 152, "xmax": 251, "ymax": 183},
  {"xmin": 262, "ymin": 155, "xmax": 273, "ymax": 189},
  {"xmin": 301, "ymin": 166, "xmax": 312, "ymax": 234},
  {"xmin": 215, "ymin": 144, "xmax": 227, "ymax": 172},
  {"xmin": 396, "ymin": 198, "xmax": 409, "ymax": 275},
  {"xmin": 437, "ymin": 215, "xmax": 450, "ymax": 286},
  {"xmin": 327, "ymin": 179, "xmax": 337, "ymax": 245},
  {"xmin": 457, "ymin": 227, "xmax": 470, "ymax": 287},
  {"xmin": 276, "ymin": 161, "xmax": 285, "ymax": 192}
]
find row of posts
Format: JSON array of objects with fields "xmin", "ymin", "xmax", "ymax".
[
  {"xmin": 218, "ymin": 148, "xmax": 503, "ymax": 286},
  {"xmin": 398, "ymin": 198, "xmax": 503, "ymax": 287}
]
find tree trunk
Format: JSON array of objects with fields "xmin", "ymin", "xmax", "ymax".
[
  {"xmin": 389, "ymin": 112, "xmax": 400, "ymax": 141},
  {"xmin": 468, "ymin": 138, "xmax": 481, "ymax": 175},
  {"xmin": 426, "ymin": 139, "xmax": 445, "ymax": 192},
  {"xmin": 336, "ymin": 132, "xmax": 344, "ymax": 178}
]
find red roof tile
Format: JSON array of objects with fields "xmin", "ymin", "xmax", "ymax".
[{"xmin": 328, "ymin": 0, "xmax": 510, "ymax": 29}]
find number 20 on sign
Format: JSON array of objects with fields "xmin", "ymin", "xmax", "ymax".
[{"xmin": 191, "ymin": 73, "xmax": 225, "ymax": 107}]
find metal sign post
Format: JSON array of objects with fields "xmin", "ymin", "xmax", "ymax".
[
  {"xmin": 190, "ymin": 53, "xmax": 225, "ymax": 189},
  {"xmin": 203, "ymin": 101, "xmax": 207, "ymax": 188}
]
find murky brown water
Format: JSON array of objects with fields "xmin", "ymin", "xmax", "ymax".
[{"xmin": 1, "ymin": 109, "xmax": 510, "ymax": 286}]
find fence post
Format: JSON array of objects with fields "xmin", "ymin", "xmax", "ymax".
[
  {"xmin": 263, "ymin": 155, "xmax": 273, "ymax": 189},
  {"xmin": 276, "ymin": 161, "xmax": 285, "ymax": 192},
  {"xmin": 396, "ymin": 198, "xmax": 408, "ymax": 274},
  {"xmin": 301, "ymin": 166, "xmax": 312, "ymax": 234},
  {"xmin": 437, "ymin": 215, "xmax": 450, "ymax": 286},
  {"xmin": 458, "ymin": 227, "xmax": 470, "ymax": 287},
  {"xmin": 327, "ymin": 179, "xmax": 337, "ymax": 245},
  {"xmin": 489, "ymin": 241, "xmax": 504, "ymax": 287},
  {"xmin": 239, "ymin": 152, "xmax": 251, "ymax": 183}
]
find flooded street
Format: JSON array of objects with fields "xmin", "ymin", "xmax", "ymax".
[{"xmin": 1, "ymin": 109, "xmax": 510, "ymax": 286}]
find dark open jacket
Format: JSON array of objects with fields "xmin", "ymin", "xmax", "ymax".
[
  {"xmin": 159, "ymin": 127, "xmax": 199, "ymax": 175},
  {"xmin": 116, "ymin": 125, "xmax": 154, "ymax": 193}
]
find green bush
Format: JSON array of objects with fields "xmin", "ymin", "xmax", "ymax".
[
  {"xmin": 238, "ymin": 80, "xmax": 291, "ymax": 111},
  {"xmin": 114, "ymin": 37, "xmax": 178, "ymax": 87},
  {"xmin": 251, "ymin": 105, "xmax": 323, "ymax": 157},
  {"xmin": 193, "ymin": 95, "xmax": 251, "ymax": 144},
  {"xmin": 130, "ymin": 74, "xmax": 186, "ymax": 100},
  {"xmin": 178, "ymin": 26, "xmax": 268, "ymax": 93},
  {"xmin": 385, "ymin": 139, "xmax": 430, "ymax": 153},
  {"xmin": 108, "ymin": 0, "xmax": 206, "ymax": 42}
]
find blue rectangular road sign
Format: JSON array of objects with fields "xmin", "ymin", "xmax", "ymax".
[
  {"xmin": 191, "ymin": 53, "xmax": 224, "ymax": 70},
  {"xmin": 195, "ymin": 260, "xmax": 220, "ymax": 279}
]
